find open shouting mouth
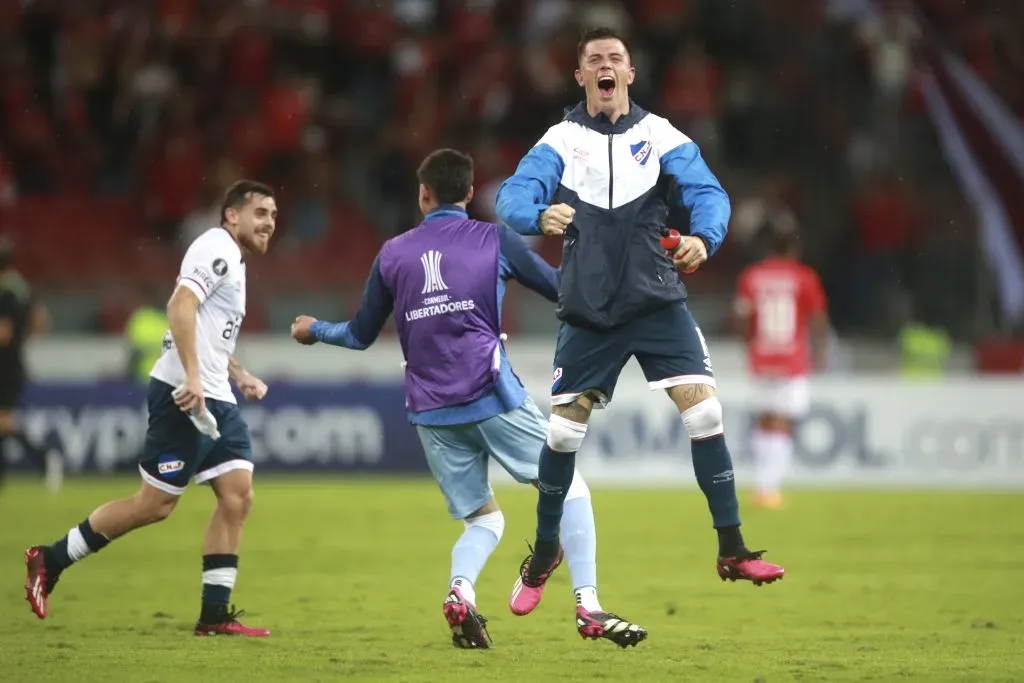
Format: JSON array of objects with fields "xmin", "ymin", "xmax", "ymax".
[{"xmin": 597, "ymin": 75, "xmax": 615, "ymax": 99}]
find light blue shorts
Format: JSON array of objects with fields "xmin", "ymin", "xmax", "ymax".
[{"xmin": 416, "ymin": 396, "xmax": 547, "ymax": 520}]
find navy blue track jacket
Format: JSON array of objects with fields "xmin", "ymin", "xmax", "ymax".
[{"xmin": 495, "ymin": 100, "xmax": 731, "ymax": 331}]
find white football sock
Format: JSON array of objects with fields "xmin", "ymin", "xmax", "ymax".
[
  {"xmin": 769, "ymin": 432, "xmax": 794, "ymax": 491},
  {"xmin": 575, "ymin": 586, "xmax": 602, "ymax": 612},
  {"xmin": 755, "ymin": 431, "xmax": 793, "ymax": 493},
  {"xmin": 450, "ymin": 576, "xmax": 477, "ymax": 606}
]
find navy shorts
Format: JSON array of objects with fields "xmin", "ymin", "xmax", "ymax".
[
  {"xmin": 139, "ymin": 379, "xmax": 254, "ymax": 496},
  {"xmin": 551, "ymin": 301, "xmax": 714, "ymax": 408}
]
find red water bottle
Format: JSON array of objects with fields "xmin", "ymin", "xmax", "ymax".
[
  {"xmin": 660, "ymin": 229, "xmax": 698, "ymax": 274},
  {"xmin": 660, "ymin": 228, "xmax": 681, "ymax": 252}
]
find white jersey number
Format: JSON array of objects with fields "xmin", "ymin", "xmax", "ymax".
[{"xmin": 756, "ymin": 289, "xmax": 797, "ymax": 346}]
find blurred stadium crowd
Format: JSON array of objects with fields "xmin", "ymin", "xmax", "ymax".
[{"xmin": 0, "ymin": 0, "xmax": 1021, "ymax": 343}]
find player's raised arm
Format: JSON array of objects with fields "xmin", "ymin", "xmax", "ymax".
[
  {"xmin": 654, "ymin": 117, "xmax": 731, "ymax": 258},
  {"xmin": 495, "ymin": 129, "xmax": 567, "ymax": 236},
  {"xmin": 497, "ymin": 224, "xmax": 560, "ymax": 302},
  {"xmin": 291, "ymin": 254, "xmax": 394, "ymax": 349}
]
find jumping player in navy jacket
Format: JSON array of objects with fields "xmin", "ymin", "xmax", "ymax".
[{"xmin": 496, "ymin": 28, "xmax": 786, "ymax": 620}]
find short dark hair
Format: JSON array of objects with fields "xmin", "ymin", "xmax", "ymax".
[
  {"xmin": 577, "ymin": 27, "xmax": 631, "ymax": 64},
  {"xmin": 220, "ymin": 179, "xmax": 274, "ymax": 225},
  {"xmin": 417, "ymin": 149, "xmax": 474, "ymax": 205}
]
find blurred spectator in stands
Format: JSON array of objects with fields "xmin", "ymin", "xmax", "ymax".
[
  {"xmin": 2, "ymin": 51, "xmax": 57, "ymax": 196},
  {"xmin": 856, "ymin": 0, "xmax": 919, "ymax": 143},
  {"xmin": 0, "ymin": 149, "xmax": 17, "ymax": 207},
  {"xmin": 177, "ymin": 157, "xmax": 243, "ymax": 250},
  {"xmin": 122, "ymin": 34, "xmax": 178, "ymax": 143},
  {"xmin": 826, "ymin": 0, "xmax": 874, "ymax": 26},
  {"xmin": 659, "ymin": 42, "xmax": 720, "ymax": 158},
  {"xmin": 731, "ymin": 174, "xmax": 801, "ymax": 257},
  {"xmin": 124, "ymin": 286, "xmax": 169, "ymax": 387},
  {"xmin": 849, "ymin": 167, "xmax": 922, "ymax": 331},
  {"xmin": 468, "ymin": 135, "xmax": 509, "ymax": 225},
  {"xmin": 260, "ymin": 69, "xmax": 316, "ymax": 183},
  {"xmin": 0, "ymin": 234, "xmax": 51, "ymax": 486},
  {"xmin": 578, "ymin": 1, "xmax": 631, "ymax": 35},
  {"xmin": 281, "ymin": 152, "xmax": 334, "ymax": 248},
  {"xmin": 899, "ymin": 298, "xmax": 952, "ymax": 379},
  {"xmin": 523, "ymin": 0, "xmax": 573, "ymax": 40},
  {"xmin": 144, "ymin": 126, "xmax": 205, "ymax": 242}
]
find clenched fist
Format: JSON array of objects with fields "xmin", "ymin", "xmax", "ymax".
[
  {"xmin": 291, "ymin": 315, "xmax": 318, "ymax": 345},
  {"xmin": 539, "ymin": 203, "xmax": 575, "ymax": 236},
  {"xmin": 671, "ymin": 236, "xmax": 708, "ymax": 273},
  {"xmin": 235, "ymin": 372, "xmax": 268, "ymax": 401}
]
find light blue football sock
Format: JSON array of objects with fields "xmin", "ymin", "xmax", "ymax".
[
  {"xmin": 450, "ymin": 511, "xmax": 504, "ymax": 605},
  {"xmin": 561, "ymin": 495, "xmax": 597, "ymax": 593}
]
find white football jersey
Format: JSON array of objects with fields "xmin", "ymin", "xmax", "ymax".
[{"xmin": 150, "ymin": 227, "xmax": 246, "ymax": 403}]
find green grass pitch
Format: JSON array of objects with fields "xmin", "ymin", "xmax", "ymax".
[{"xmin": 1, "ymin": 477, "xmax": 1022, "ymax": 682}]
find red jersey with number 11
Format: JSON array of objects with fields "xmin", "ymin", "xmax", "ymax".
[{"xmin": 734, "ymin": 257, "xmax": 826, "ymax": 377}]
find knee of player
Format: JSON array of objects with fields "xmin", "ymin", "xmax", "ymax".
[
  {"xmin": 240, "ymin": 486, "xmax": 255, "ymax": 513},
  {"xmin": 760, "ymin": 414, "xmax": 792, "ymax": 433},
  {"xmin": 681, "ymin": 396, "xmax": 725, "ymax": 440},
  {"xmin": 219, "ymin": 486, "xmax": 254, "ymax": 519},
  {"xmin": 135, "ymin": 481, "xmax": 180, "ymax": 522},
  {"xmin": 140, "ymin": 495, "xmax": 178, "ymax": 524},
  {"xmin": 547, "ymin": 414, "xmax": 588, "ymax": 453},
  {"xmin": 463, "ymin": 509, "xmax": 505, "ymax": 543}
]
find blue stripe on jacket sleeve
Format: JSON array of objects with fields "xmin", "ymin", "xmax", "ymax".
[
  {"xmin": 495, "ymin": 143, "xmax": 565, "ymax": 235},
  {"xmin": 661, "ymin": 142, "xmax": 731, "ymax": 257}
]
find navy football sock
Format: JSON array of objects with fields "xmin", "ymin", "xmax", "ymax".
[
  {"xmin": 200, "ymin": 554, "xmax": 239, "ymax": 621},
  {"xmin": 716, "ymin": 525, "xmax": 746, "ymax": 558},
  {"xmin": 50, "ymin": 518, "xmax": 111, "ymax": 572},
  {"xmin": 690, "ymin": 435, "xmax": 745, "ymax": 554},
  {"xmin": 536, "ymin": 444, "xmax": 576, "ymax": 542}
]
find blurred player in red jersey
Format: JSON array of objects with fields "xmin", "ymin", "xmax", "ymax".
[{"xmin": 734, "ymin": 224, "xmax": 829, "ymax": 508}]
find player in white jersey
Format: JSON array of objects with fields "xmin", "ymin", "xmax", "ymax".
[
  {"xmin": 149, "ymin": 229, "xmax": 249, "ymax": 404},
  {"xmin": 23, "ymin": 180, "xmax": 277, "ymax": 637}
]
